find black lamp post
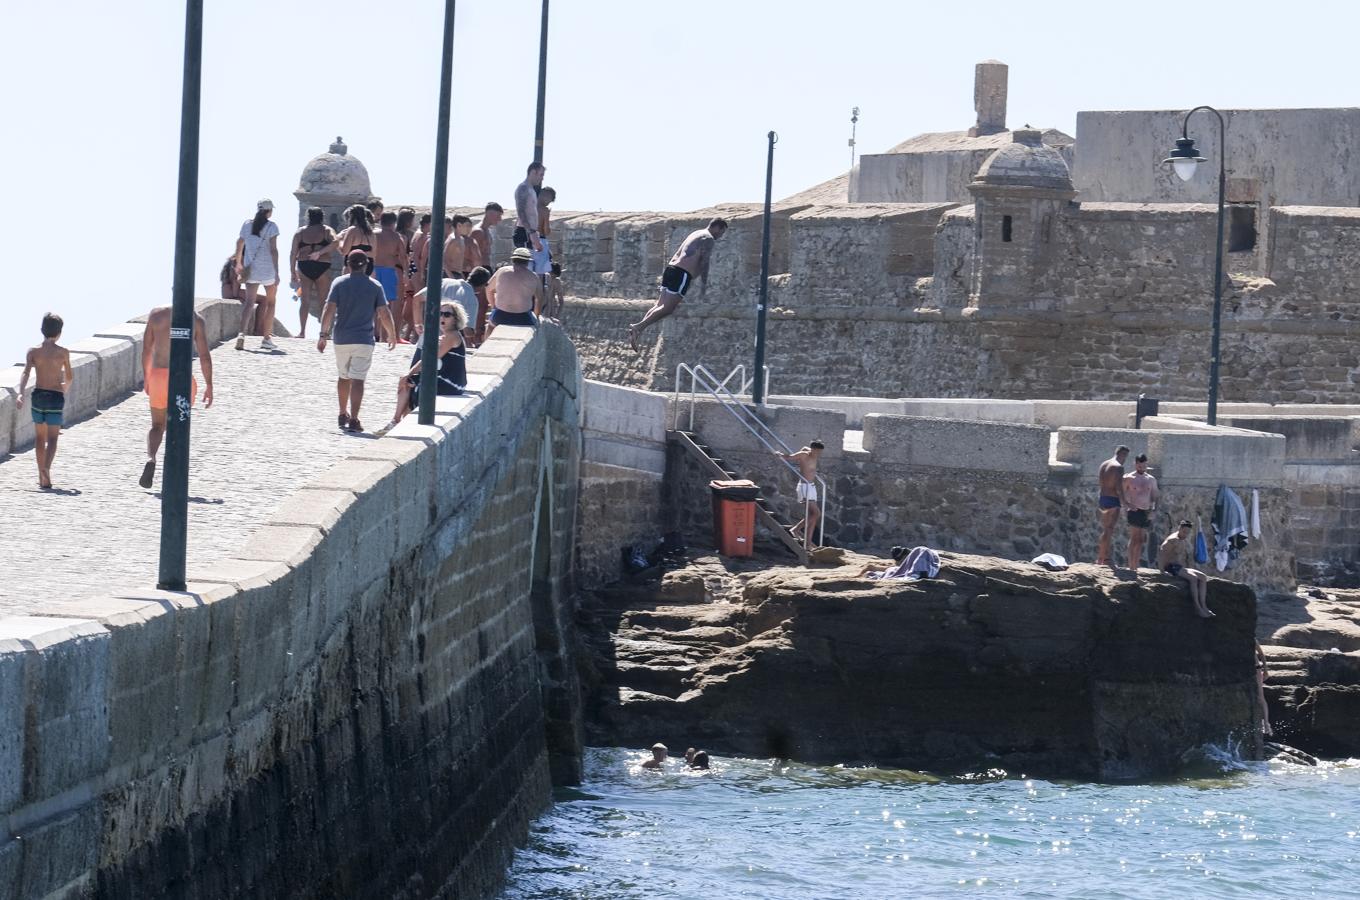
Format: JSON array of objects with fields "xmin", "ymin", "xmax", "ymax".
[{"xmin": 1162, "ymin": 105, "xmax": 1226, "ymax": 425}]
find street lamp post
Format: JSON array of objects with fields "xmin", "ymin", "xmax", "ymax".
[
  {"xmin": 752, "ymin": 131, "xmax": 777, "ymax": 406},
  {"xmin": 533, "ymin": 0, "xmax": 549, "ymax": 165},
  {"xmin": 418, "ymin": 0, "xmax": 457, "ymax": 425},
  {"xmin": 1162, "ymin": 105, "xmax": 1227, "ymax": 425},
  {"xmin": 157, "ymin": 0, "xmax": 204, "ymax": 591}
]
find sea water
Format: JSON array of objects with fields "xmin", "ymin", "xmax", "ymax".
[{"xmin": 503, "ymin": 748, "xmax": 1360, "ymax": 899}]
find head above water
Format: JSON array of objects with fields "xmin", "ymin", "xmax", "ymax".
[
  {"xmin": 41, "ymin": 312, "xmax": 63, "ymax": 339},
  {"xmin": 650, "ymin": 743, "xmax": 668, "ymax": 761},
  {"xmin": 689, "ymin": 751, "xmax": 710, "ymax": 770}
]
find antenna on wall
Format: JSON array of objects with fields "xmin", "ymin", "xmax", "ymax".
[{"xmin": 849, "ymin": 106, "xmax": 861, "ymax": 171}]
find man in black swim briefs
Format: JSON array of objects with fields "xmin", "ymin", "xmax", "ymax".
[{"xmin": 627, "ymin": 218, "xmax": 727, "ymax": 351}]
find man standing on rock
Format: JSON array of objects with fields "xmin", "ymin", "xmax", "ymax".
[
  {"xmin": 317, "ymin": 249, "xmax": 396, "ymax": 434},
  {"xmin": 1123, "ymin": 453, "xmax": 1159, "ymax": 570},
  {"xmin": 1096, "ymin": 445, "xmax": 1129, "ymax": 566},
  {"xmin": 627, "ymin": 218, "xmax": 727, "ymax": 351},
  {"xmin": 140, "ymin": 305, "xmax": 214, "ymax": 489},
  {"xmin": 1158, "ymin": 520, "xmax": 1213, "ymax": 618}
]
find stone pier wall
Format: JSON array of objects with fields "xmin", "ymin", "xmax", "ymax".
[{"xmin": 0, "ymin": 326, "xmax": 583, "ymax": 898}]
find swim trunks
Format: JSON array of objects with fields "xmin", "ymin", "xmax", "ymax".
[
  {"xmin": 145, "ymin": 368, "xmax": 198, "ymax": 411},
  {"xmin": 30, "ymin": 387, "xmax": 65, "ymax": 427},
  {"xmin": 374, "ymin": 265, "xmax": 400, "ymax": 301},
  {"xmin": 796, "ymin": 480, "xmax": 819, "ymax": 503},
  {"xmin": 1098, "ymin": 495, "xmax": 1121, "ymax": 510},
  {"xmin": 489, "ymin": 308, "xmax": 537, "ymax": 328},
  {"xmin": 1127, "ymin": 509, "xmax": 1151, "ymax": 529},
  {"xmin": 512, "ymin": 226, "xmax": 532, "ymax": 249},
  {"xmin": 660, "ymin": 264, "xmax": 692, "ymax": 297},
  {"xmin": 531, "ymin": 238, "xmax": 552, "ymax": 275},
  {"xmin": 1163, "ymin": 563, "xmax": 1184, "ymax": 576}
]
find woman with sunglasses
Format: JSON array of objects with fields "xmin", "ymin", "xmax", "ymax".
[{"xmin": 376, "ymin": 295, "xmax": 468, "ymax": 434}]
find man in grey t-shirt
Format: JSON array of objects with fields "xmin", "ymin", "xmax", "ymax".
[{"xmin": 318, "ymin": 249, "xmax": 396, "ymax": 433}]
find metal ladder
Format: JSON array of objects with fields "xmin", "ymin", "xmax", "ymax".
[{"xmin": 669, "ymin": 364, "xmax": 828, "ymax": 565}]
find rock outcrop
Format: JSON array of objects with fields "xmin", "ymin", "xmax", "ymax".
[
  {"xmin": 581, "ymin": 552, "xmax": 1262, "ymax": 781},
  {"xmin": 1259, "ymin": 588, "xmax": 1360, "ymax": 756}
]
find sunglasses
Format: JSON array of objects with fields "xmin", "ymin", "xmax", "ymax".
[{"xmin": 440, "ymin": 311, "xmax": 455, "ymax": 318}]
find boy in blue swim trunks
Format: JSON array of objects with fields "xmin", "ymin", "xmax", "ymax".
[
  {"xmin": 1095, "ymin": 445, "xmax": 1129, "ymax": 566},
  {"xmin": 17, "ymin": 312, "xmax": 74, "ymax": 490}
]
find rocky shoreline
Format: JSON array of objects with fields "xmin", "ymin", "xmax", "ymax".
[{"xmin": 578, "ymin": 550, "xmax": 1279, "ymax": 781}]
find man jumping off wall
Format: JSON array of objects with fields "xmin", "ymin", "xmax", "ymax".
[{"xmin": 627, "ymin": 217, "xmax": 727, "ymax": 351}]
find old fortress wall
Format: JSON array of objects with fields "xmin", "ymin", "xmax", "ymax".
[
  {"xmin": 0, "ymin": 325, "xmax": 585, "ymax": 898},
  {"xmin": 556, "ymin": 199, "xmax": 1360, "ymax": 405}
]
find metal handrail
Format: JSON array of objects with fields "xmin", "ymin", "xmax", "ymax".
[{"xmin": 672, "ymin": 363, "xmax": 828, "ymax": 551}]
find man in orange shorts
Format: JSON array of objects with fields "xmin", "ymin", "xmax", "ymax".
[{"xmin": 141, "ymin": 305, "xmax": 214, "ymax": 489}]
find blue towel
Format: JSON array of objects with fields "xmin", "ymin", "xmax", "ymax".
[{"xmin": 1194, "ymin": 530, "xmax": 1209, "ymax": 564}]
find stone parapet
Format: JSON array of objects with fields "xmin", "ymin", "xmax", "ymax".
[{"xmin": 0, "ymin": 324, "xmax": 584, "ymax": 898}]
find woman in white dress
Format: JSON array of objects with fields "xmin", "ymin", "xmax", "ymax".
[{"xmin": 234, "ymin": 199, "xmax": 281, "ymax": 351}]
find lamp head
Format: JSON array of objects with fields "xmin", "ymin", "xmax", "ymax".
[{"xmin": 1163, "ymin": 136, "xmax": 1207, "ymax": 182}]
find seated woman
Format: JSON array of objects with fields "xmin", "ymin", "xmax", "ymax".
[{"xmin": 376, "ymin": 300, "xmax": 467, "ymax": 435}]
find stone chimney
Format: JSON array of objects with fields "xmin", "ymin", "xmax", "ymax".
[{"xmin": 969, "ymin": 60, "xmax": 1008, "ymax": 137}]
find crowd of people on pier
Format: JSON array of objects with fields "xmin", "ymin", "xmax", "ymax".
[{"xmin": 219, "ymin": 161, "xmax": 569, "ymax": 436}]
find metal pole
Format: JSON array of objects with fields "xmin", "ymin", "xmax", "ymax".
[
  {"xmin": 1182, "ymin": 106, "xmax": 1228, "ymax": 425},
  {"xmin": 533, "ymin": 0, "xmax": 549, "ymax": 164},
  {"xmin": 1208, "ymin": 114, "xmax": 1227, "ymax": 426},
  {"xmin": 753, "ymin": 131, "xmax": 776, "ymax": 405},
  {"xmin": 156, "ymin": 0, "xmax": 204, "ymax": 591},
  {"xmin": 419, "ymin": 0, "xmax": 457, "ymax": 425}
]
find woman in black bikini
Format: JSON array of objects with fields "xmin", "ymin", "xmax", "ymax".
[
  {"xmin": 289, "ymin": 207, "xmax": 337, "ymax": 339},
  {"xmin": 336, "ymin": 204, "xmax": 376, "ymax": 276},
  {"xmin": 377, "ymin": 299, "xmax": 468, "ymax": 434}
]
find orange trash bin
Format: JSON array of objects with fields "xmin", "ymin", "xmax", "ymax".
[{"xmin": 710, "ymin": 479, "xmax": 759, "ymax": 557}]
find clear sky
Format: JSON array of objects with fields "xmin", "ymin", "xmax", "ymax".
[{"xmin": 6, "ymin": 0, "xmax": 1359, "ymax": 365}]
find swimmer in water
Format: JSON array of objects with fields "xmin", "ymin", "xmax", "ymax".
[
  {"xmin": 641, "ymin": 743, "xmax": 668, "ymax": 770},
  {"xmin": 688, "ymin": 750, "xmax": 710, "ymax": 770}
]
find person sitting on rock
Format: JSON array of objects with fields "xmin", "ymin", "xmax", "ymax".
[
  {"xmin": 856, "ymin": 546, "xmax": 910, "ymax": 577},
  {"xmin": 641, "ymin": 743, "xmax": 669, "ymax": 770},
  {"xmin": 1158, "ymin": 520, "xmax": 1213, "ymax": 618}
]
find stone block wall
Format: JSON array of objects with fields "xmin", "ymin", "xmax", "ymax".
[
  {"xmin": 576, "ymin": 380, "xmax": 668, "ymax": 589},
  {"xmin": 0, "ymin": 326, "xmax": 584, "ymax": 898}
]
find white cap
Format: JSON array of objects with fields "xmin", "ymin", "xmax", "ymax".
[{"xmin": 257, "ymin": 198, "xmax": 274, "ymax": 211}]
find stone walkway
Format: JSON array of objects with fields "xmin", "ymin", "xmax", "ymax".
[{"xmin": 0, "ymin": 336, "xmax": 414, "ymax": 618}]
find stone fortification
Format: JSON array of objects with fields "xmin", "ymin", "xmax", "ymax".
[
  {"xmin": 558, "ymin": 190, "xmax": 1360, "ymax": 405},
  {"xmin": 0, "ymin": 327, "xmax": 584, "ymax": 898},
  {"xmin": 583, "ymin": 553, "xmax": 1262, "ymax": 780}
]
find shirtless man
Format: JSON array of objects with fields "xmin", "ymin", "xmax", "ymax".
[
  {"xmin": 140, "ymin": 306, "xmax": 214, "ymax": 489},
  {"xmin": 628, "ymin": 218, "xmax": 728, "ymax": 350},
  {"xmin": 442, "ymin": 215, "xmax": 474, "ymax": 278},
  {"xmin": 373, "ymin": 212, "xmax": 410, "ymax": 337},
  {"xmin": 17, "ymin": 313, "xmax": 73, "ymax": 489},
  {"xmin": 775, "ymin": 439, "xmax": 824, "ymax": 545},
  {"xmin": 468, "ymin": 203, "xmax": 503, "ymax": 338},
  {"xmin": 513, "ymin": 163, "xmax": 545, "ymax": 252},
  {"xmin": 1158, "ymin": 520, "xmax": 1213, "ymax": 618},
  {"xmin": 1096, "ymin": 445, "xmax": 1129, "ymax": 566},
  {"xmin": 405, "ymin": 212, "xmax": 431, "ymax": 339},
  {"xmin": 640, "ymin": 743, "xmax": 668, "ymax": 770},
  {"xmin": 1123, "ymin": 453, "xmax": 1159, "ymax": 570},
  {"xmin": 483, "ymin": 249, "xmax": 543, "ymax": 338}
]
